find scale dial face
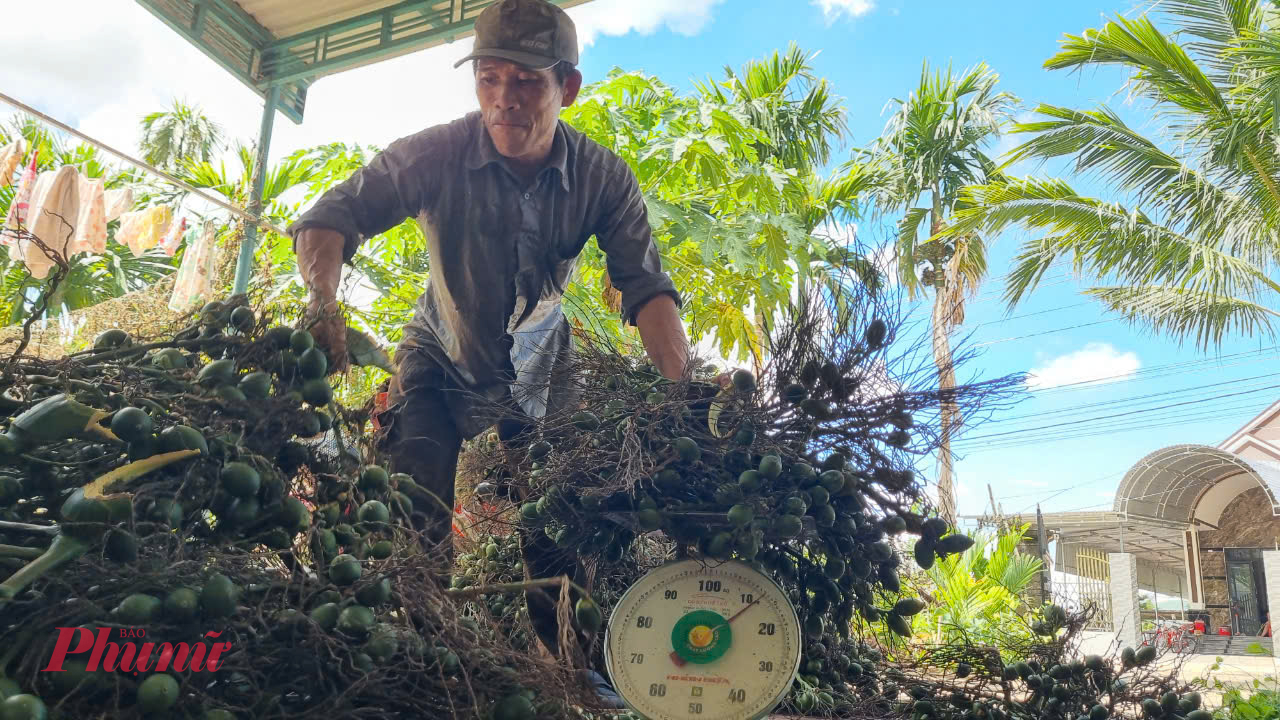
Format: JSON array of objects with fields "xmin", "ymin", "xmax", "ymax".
[{"xmin": 604, "ymin": 559, "xmax": 801, "ymax": 720}]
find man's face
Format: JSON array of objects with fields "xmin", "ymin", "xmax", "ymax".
[{"xmin": 475, "ymin": 58, "xmax": 581, "ymax": 167}]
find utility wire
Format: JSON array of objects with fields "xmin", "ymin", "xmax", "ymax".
[
  {"xmin": 961, "ymin": 399, "xmax": 1272, "ymax": 449},
  {"xmin": 957, "ymin": 399, "xmax": 1274, "ymax": 453},
  {"xmin": 971, "ymin": 318, "xmax": 1122, "ymax": 348},
  {"xmin": 956, "ymin": 382, "xmax": 1280, "ymax": 444},
  {"xmin": 1029, "ymin": 346, "xmax": 1280, "ymax": 396},
  {"xmin": 971, "ymin": 302, "xmax": 1093, "ymax": 328},
  {"xmin": 0, "ymin": 91, "xmax": 289, "ymax": 237},
  {"xmin": 965, "ymin": 385, "xmax": 1280, "ymax": 445},
  {"xmin": 987, "ymin": 371, "xmax": 1280, "ymax": 426}
]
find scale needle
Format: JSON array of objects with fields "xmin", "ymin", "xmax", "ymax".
[{"xmin": 670, "ymin": 597, "xmax": 760, "ymax": 667}]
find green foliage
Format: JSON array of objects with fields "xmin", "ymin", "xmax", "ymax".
[
  {"xmin": 273, "ymin": 48, "xmax": 878, "ymax": 366},
  {"xmin": 913, "ymin": 523, "xmax": 1043, "ymax": 652},
  {"xmin": 1216, "ymin": 688, "xmax": 1280, "ymax": 719},
  {"xmin": 557, "ymin": 49, "xmax": 879, "ymax": 363},
  {"xmin": 139, "ymin": 99, "xmax": 225, "ymax": 172},
  {"xmin": 1201, "ymin": 666, "xmax": 1280, "ymax": 720},
  {"xmin": 949, "ymin": 0, "xmax": 1280, "ymax": 349},
  {"xmin": 848, "ymin": 60, "xmax": 1016, "ymax": 523},
  {"xmin": 862, "ymin": 59, "xmax": 1016, "ymax": 315}
]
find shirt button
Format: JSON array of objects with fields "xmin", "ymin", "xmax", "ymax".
[{"xmin": 523, "ymin": 192, "xmax": 531, "ymax": 200}]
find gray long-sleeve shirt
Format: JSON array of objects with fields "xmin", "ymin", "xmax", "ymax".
[{"xmin": 287, "ymin": 111, "xmax": 680, "ymax": 437}]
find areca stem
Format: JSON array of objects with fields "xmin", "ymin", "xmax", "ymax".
[{"xmin": 1242, "ymin": 144, "xmax": 1280, "ymax": 212}]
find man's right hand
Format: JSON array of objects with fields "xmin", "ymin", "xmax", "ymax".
[
  {"xmin": 304, "ymin": 297, "xmax": 349, "ymax": 374},
  {"xmin": 295, "ymin": 227, "xmax": 349, "ymax": 373}
]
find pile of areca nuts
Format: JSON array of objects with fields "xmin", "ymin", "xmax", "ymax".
[
  {"xmin": 456, "ymin": 286, "xmax": 1206, "ymax": 719},
  {"xmin": 0, "ymin": 283, "xmax": 1207, "ymax": 720},
  {"xmin": 0, "ymin": 296, "xmax": 593, "ymax": 720}
]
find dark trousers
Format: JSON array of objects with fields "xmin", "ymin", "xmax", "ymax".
[{"xmin": 376, "ymin": 357, "xmax": 595, "ymax": 662}]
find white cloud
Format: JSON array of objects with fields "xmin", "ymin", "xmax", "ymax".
[
  {"xmin": 1025, "ymin": 479, "xmax": 1049, "ymax": 489},
  {"xmin": 1026, "ymin": 342, "xmax": 1140, "ymax": 390},
  {"xmin": 569, "ymin": 0, "xmax": 726, "ymax": 47},
  {"xmin": 812, "ymin": 0, "xmax": 876, "ymax": 22}
]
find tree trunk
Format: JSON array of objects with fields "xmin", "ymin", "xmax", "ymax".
[
  {"xmin": 931, "ymin": 290, "xmax": 960, "ymax": 528},
  {"xmin": 930, "ymin": 200, "xmax": 961, "ymax": 528}
]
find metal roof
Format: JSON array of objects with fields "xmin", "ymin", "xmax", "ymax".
[
  {"xmin": 1039, "ymin": 511, "xmax": 1189, "ymax": 568},
  {"xmin": 1113, "ymin": 443, "xmax": 1280, "ymax": 524},
  {"xmin": 136, "ymin": 0, "xmax": 595, "ymax": 123}
]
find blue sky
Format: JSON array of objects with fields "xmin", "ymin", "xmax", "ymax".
[
  {"xmin": 577, "ymin": 0, "xmax": 1280, "ymax": 521},
  {"xmin": 4, "ymin": 0, "xmax": 1277, "ymax": 522}
]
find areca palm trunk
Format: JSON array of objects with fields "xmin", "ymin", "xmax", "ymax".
[{"xmin": 930, "ymin": 202, "xmax": 962, "ymax": 527}]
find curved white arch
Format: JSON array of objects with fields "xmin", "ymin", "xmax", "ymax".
[{"xmin": 1113, "ymin": 444, "xmax": 1280, "ymax": 524}]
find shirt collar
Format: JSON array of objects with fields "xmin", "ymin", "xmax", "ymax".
[{"xmin": 466, "ymin": 113, "xmax": 572, "ymax": 192}]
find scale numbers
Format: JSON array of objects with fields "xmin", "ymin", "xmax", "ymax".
[{"xmin": 604, "ymin": 559, "xmax": 801, "ymax": 720}]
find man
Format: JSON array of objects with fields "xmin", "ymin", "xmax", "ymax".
[{"xmin": 286, "ymin": 0, "xmax": 691, "ymax": 700}]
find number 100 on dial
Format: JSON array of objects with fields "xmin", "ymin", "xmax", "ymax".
[{"xmin": 604, "ymin": 559, "xmax": 802, "ymax": 720}]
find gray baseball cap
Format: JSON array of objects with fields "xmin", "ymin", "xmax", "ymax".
[{"xmin": 453, "ymin": 0, "xmax": 579, "ymax": 70}]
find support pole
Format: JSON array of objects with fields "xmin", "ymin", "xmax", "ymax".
[
  {"xmin": 1263, "ymin": 551, "xmax": 1280, "ymax": 642},
  {"xmin": 1109, "ymin": 552, "xmax": 1141, "ymax": 647},
  {"xmin": 1037, "ymin": 504, "xmax": 1050, "ymax": 604},
  {"xmin": 233, "ymin": 84, "xmax": 280, "ymax": 296}
]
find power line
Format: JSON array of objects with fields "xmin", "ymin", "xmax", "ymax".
[
  {"xmin": 955, "ymin": 382, "xmax": 1280, "ymax": 444},
  {"xmin": 1010, "ymin": 471, "xmax": 1127, "ymax": 515},
  {"xmin": 971, "ymin": 302, "xmax": 1094, "ymax": 328},
  {"xmin": 987, "ymin": 371, "xmax": 1280, "ymax": 426},
  {"xmin": 960, "ymin": 398, "xmax": 1272, "ymax": 450},
  {"xmin": 965, "ymin": 384, "xmax": 1280, "ymax": 448},
  {"xmin": 971, "ymin": 318, "xmax": 1122, "ymax": 348},
  {"xmin": 1029, "ymin": 346, "xmax": 1280, "ymax": 396},
  {"xmin": 956, "ymin": 399, "xmax": 1273, "ymax": 453}
]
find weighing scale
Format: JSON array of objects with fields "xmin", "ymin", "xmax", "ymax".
[{"xmin": 603, "ymin": 558, "xmax": 802, "ymax": 720}]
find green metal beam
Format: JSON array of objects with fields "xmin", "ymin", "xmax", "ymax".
[
  {"xmin": 137, "ymin": 0, "xmax": 597, "ymax": 290},
  {"xmin": 138, "ymin": 0, "xmax": 595, "ymax": 121},
  {"xmin": 262, "ymin": 0, "xmax": 593, "ymax": 87},
  {"xmin": 135, "ymin": 0, "xmax": 308, "ymax": 123}
]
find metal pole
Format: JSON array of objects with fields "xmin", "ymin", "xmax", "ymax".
[
  {"xmin": 233, "ymin": 85, "xmax": 281, "ymax": 296},
  {"xmin": 1037, "ymin": 504, "xmax": 1050, "ymax": 604}
]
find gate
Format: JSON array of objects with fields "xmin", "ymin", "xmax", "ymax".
[{"xmin": 1068, "ymin": 547, "xmax": 1113, "ymax": 631}]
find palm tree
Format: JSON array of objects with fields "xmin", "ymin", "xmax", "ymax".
[
  {"xmin": 864, "ymin": 60, "xmax": 1017, "ymax": 525},
  {"xmin": 181, "ymin": 141, "xmax": 315, "ymax": 213},
  {"xmin": 179, "ymin": 140, "xmax": 319, "ymax": 306},
  {"xmin": 946, "ymin": 0, "xmax": 1280, "ymax": 350},
  {"xmin": 139, "ymin": 100, "xmax": 225, "ymax": 172}
]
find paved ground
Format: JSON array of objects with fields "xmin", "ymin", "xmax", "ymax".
[
  {"xmin": 1077, "ymin": 630, "xmax": 1280, "ymax": 706},
  {"xmin": 768, "ymin": 633, "xmax": 1280, "ymax": 718}
]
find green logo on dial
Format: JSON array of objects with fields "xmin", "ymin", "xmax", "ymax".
[{"xmin": 671, "ymin": 609, "xmax": 732, "ymax": 664}]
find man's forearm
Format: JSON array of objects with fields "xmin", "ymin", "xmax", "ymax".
[
  {"xmin": 634, "ymin": 293, "xmax": 689, "ymax": 381},
  {"xmin": 296, "ymin": 228, "xmax": 346, "ymax": 305}
]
